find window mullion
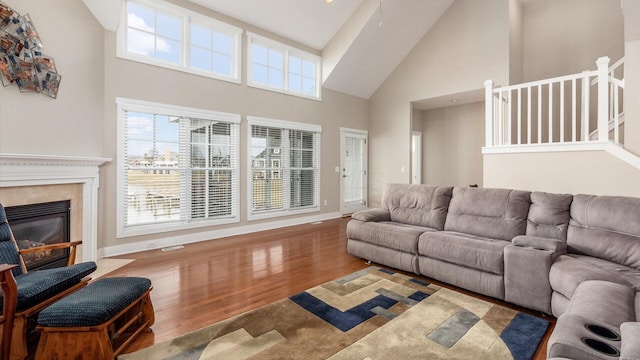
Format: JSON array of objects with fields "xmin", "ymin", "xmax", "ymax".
[{"xmin": 183, "ymin": 14, "xmax": 190, "ymax": 68}]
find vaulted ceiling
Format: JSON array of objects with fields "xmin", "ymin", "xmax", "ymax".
[{"xmin": 83, "ymin": 0, "xmax": 455, "ymax": 99}]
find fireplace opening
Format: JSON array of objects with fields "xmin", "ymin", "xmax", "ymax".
[{"xmin": 5, "ymin": 200, "xmax": 71, "ymax": 271}]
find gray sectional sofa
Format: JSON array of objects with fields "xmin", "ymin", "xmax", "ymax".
[{"xmin": 346, "ymin": 184, "xmax": 640, "ymax": 360}]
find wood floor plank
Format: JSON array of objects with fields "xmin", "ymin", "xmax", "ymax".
[{"xmin": 104, "ymin": 217, "xmax": 553, "ymax": 359}]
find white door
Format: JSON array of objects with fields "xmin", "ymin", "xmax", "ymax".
[
  {"xmin": 411, "ymin": 131, "xmax": 422, "ymax": 184},
  {"xmin": 340, "ymin": 128, "xmax": 368, "ymax": 215}
]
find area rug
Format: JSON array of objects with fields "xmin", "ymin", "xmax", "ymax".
[{"xmin": 119, "ymin": 267, "xmax": 549, "ymax": 360}]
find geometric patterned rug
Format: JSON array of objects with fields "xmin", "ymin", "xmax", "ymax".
[{"xmin": 118, "ymin": 267, "xmax": 549, "ymax": 360}]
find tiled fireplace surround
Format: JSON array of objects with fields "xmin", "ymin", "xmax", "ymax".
[{"xmin": 0, "ymin": 153, "xmax": 110, "ymax": 263}]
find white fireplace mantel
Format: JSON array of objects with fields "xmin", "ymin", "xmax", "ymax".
[{"xmin": 0, "ymin": 153, "xmax": 111, "ymax": 262}]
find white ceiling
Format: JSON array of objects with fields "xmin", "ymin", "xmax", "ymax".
[
  {"xmin": 83, "ymin": 0, "xmax": 455, "ymax": 99},
  {"xmin": 188, "ymin": 0, "xmax": 365, "ymax": 50}
]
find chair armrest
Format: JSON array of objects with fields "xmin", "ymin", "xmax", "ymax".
[
  {"xmin": 19, "ymin": 240, "xmax": 83, "ymax": 266},
  {"xmin": 512, "ymin": 235, "xmax": 567, "ymax": 252},
  {"xmin": 351, "ymin": 208, "xmax": 390, "ymax": 222},
  {"xmin": 621, "ymin": 322, "xmax": 640, "ymax": 360}
]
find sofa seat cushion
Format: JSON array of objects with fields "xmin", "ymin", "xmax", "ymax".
[
  {"xmin": 418, "ymin": 231, "xmax": 510, "ymax": 275},
  {"xmin": 347, "ymin": 220, "xmax": 435, "ymax": 254},
  {"xmin": 550, "ymin": 254, "xmax": 640, "ymax": 301}
]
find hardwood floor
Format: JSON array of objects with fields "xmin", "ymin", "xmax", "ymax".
[{"xmin": 104, "ymin": 216, "xmax": 554, "ymax": 359}]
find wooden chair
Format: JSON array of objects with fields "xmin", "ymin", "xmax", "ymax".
[
  {"xmin": 0, "ymin": 204, "xmax": 97, "ymax": 360},
  {"xmin": 0, "ymin": 263, "xmax": 18, "ymax": 360}
]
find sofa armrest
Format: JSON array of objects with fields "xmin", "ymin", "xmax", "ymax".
[
  {"xmin": 351, "ymin": 208, "xmax": 390, "ymax": 222},
  {"xmin": 512, "ymin": 235, "xmax": 567, "ymax": 252},
  {"xmin": 621, "ymin": 322, "xmax": 640, "ymax": 360}
]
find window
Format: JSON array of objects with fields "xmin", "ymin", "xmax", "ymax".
[
  {"xmin": 118, "ymin": 0, "xmax": 242, "ymax": 83},
  {"xmin": 248, "ymin": 32, "xmax": 321, "ymax": 100},
  {"xmin": 117, "ymin": 98, "xmax": 240, "ymax": 237},
  {"xmin": 247, "ymin": 117, "xmax": 321, "ymax": 220}
]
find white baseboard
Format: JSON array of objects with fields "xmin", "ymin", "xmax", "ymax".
[{"xmin": 99, "ymin": 211, "xmax": 343, "ymax": 258}]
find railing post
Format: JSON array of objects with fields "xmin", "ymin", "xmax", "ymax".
[
  {"xmin": 484, "ymin": 80, "xmax": 494, "ymax": 147},
  {"xmin": 596, "ymin": 56, "xmax": 610, "ymax": 142}
]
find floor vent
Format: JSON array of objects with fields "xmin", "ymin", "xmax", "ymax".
[{"xmin": 161, "ymin": 245, "xmax": 185, "ymax": 252}]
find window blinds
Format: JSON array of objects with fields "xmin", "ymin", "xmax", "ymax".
[
  {"xmin": 120, "ymin": 99, "xmax": 239, "ymax": 234},
  {"xmin": 248, "ymin": 117, "xmax": 321, "ymax": 219}
]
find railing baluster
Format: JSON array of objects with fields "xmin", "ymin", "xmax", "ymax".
[
  {"xmin": 498, "ymin": 90, "xmax": 504, "ymax": 146},
  {"xmin": 572, "ymin": 78, "xmax": 576, "ymax": 142},
  {"xmin": 560, "ymin": 80, "xmax": 565, "ymax": 143},
  {"xmin": 614, "ymin": 85, "xmax": 620, "ymax": 144},
  {"xmin": 527, "ymin": 86, "xmax": 531, "ymax": 145},
  {"xmin": 549, "ymin": 82, "xmax": 553, "ymax": 143},
  {"xmin": 538, "ymin": 84, "xmax": 542, "ymax": 144},
  {"xmin": 507, "ymin": 90, "xmax": 512, "ymax": 145},
  {"xmin": 517, "ymin": 88, "xmax": 522, "ymax": 145}
]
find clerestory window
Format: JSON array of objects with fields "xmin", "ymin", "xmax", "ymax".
[{"xmin": 117, "ymin": 0, "xmax": 242, "ymax": 83}]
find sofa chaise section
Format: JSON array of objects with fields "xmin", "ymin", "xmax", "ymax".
[
  {"xmin": 549, "ymin": 194, "xmax": 640, "ymax": 317},
  {"xmin": 347, "ymin": 184, "xmax": 453, "ymax": 273},
  {"xmin": 417, "ymin": 187, "xmax": 531, "ymax": 300}
]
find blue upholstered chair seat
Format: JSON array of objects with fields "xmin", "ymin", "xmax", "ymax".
[
  {"xmin": 5, "ymin": 261, "xmax": 98, "ymax": 312},
  {"xmin": 38, "ymin": 277, "xmax": 152, "ymax": 327}
]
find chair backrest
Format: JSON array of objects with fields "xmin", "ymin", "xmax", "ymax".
[{"xmin": 0, "ymin": 204, "xmax": 24, "ymax": 277}]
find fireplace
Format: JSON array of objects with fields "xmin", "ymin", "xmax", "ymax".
[{"xmin": 5, "ymin": 200, "xmax": 71, "ymax": 271}]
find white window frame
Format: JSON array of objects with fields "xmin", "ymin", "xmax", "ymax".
[
  {"xmin": 247, "ymin": 32, "xmax": 322, "ymax": 100},
  {"xmin": 116, "ymin": 97, "xmax": 241, "ymax": 238},
  {"xmin": 117, "ymin": 0, "xmax": 242, "ymax": 84},
  {"xmin": 247, "ymin": 116, "xmax": 322, "ymax": 221}
]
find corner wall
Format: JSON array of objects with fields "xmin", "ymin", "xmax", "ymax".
[
  {"xmin": 367, "ymin": 0, "xmax": 510, "ymax": 206},
  {"xmin": 420, "ymin": 102, "xmax": 484, "ymax": 187}
]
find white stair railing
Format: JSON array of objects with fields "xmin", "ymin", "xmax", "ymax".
[{"xmin": 485, "ymin": 56, "xmax": 624, "ymax": 149}]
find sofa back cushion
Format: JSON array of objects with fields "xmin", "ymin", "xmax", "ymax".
[
  {"xmin": 568, "ymin": 194, "xmax": 640, "ymax": 269},
  {"xmin": 444, "ymin": 187, "xmax": 531, "ymax": 241},
  {"xmin": 382, "ymin": 184, "xmax": 453, "ymax": 230},
  {"xmin": 526, "ymin": 192, "xmax": 573, "ymax": 240}
]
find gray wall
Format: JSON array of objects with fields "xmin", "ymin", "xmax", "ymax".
[
  {"xmin": 0, "ymin": 1, "xmax": 104, "ymax": 156},
  {"xmin": 420, "ymin": 103, "xmax": 484, "ymax": 188},
  {"xmin": 368, "ymin": 0, "xmax": 511, "ymax": 206}
]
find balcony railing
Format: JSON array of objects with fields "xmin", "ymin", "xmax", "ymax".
[{"xmin": 484, "ymin": 56, "xmax": 624, "ymax": 150}]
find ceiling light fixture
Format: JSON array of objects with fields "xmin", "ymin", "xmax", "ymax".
[{"xmin": 326, "ymin": 0, "xmax": 334, "ymax": 3}]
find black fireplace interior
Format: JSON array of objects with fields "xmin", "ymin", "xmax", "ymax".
[{"xmin": 5, "ymin": 200, "xmax": 71, "ymax": 271}]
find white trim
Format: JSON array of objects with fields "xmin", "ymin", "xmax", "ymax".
[
  {"xmin": 482, "ymin": 141, "xmax": 610, "ymax": 154},
  {"xmin": 116, "ymin": 0, "xmax": 242, "ymax": 84},
  {"xmin": 0, "ymin": 154, "xmax": 111, "ymax": 263},
  {"xmin": 100, "ymin": 211, "xmax": 342, "ymax": 257},
  {"xmin": 246, "ymin": 31, "xmax": 322, "ymax": 101}
]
